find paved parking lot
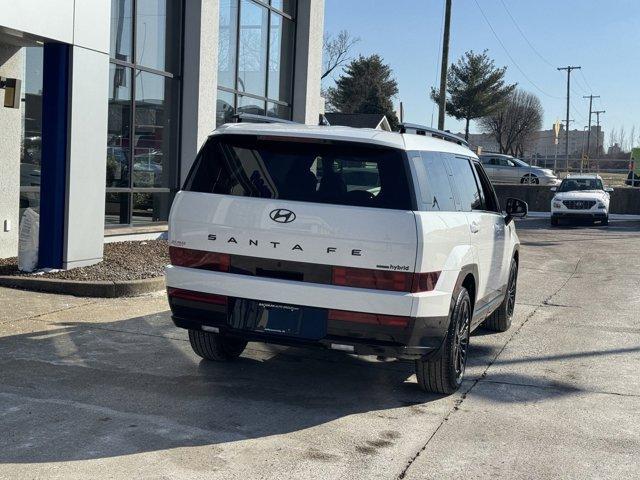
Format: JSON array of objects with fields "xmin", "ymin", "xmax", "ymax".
[{"xmin": 0, "ymin": 218, "xmax": 639, "ymax": 479}]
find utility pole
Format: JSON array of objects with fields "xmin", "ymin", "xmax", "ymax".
[
  {"xmin": 437, "ymin": 0, "xmax": 452, "ymax": 131},
  {"xmin": 593, "ymin": 110, "xmax": 605, "ymax": 157},
  {"xmin": 583, "ymin": 94, "xmax": 600, "ymax": 159},
  {"xmin": 557, "ymin": 66, "xmax": 581, "ymax": 161},
  {"xmin": 560, "ymin": 119, "xmax": 575, "ymax": 174}
]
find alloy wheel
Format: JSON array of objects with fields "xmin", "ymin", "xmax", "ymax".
[
  {"xmin": 506, "ymin": 262, "xmax": 518, "ymax": 317},
  {"xmin": 452, "ymin": 298, "xmax": 471, "ymax": 380}
]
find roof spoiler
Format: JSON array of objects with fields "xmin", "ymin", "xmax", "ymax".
[
  {"xmin": 233, "ymin": 113, "xmax": 298, "ymax": 125},
  {"xmin": 398, "ymin": 123, "xmax": 469, "ymax": 147}
]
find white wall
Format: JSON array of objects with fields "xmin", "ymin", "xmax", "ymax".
[
  {"xmin": 292, "ymin": 0, "xmax": 324, "ymax": 125},
  {"xmin": 181, "ymin": 0, "xmax": 219, "ymax": 184},
  {"xmin": 0, "ymin": 44, "xmax": 23, "ymax": 258},
  {"xmin": 63, "ymin": 46, "xmax": 109, "ymax": 269},
  {"xmin": 0, "ymin": 0, "xmax": 74, "ymax": 43}
]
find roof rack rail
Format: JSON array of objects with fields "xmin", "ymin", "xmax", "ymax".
[
  {"xmin": 233, "ymin": 113, "xmax": 298, "ymax": 124},
  {"xmin": 398, "ymin": 123, "xmax": 469, "ymax": 147}
]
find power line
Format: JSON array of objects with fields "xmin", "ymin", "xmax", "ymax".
[
  {"xmin": 497, "ymin": 0, "xmax": 556, "ymax": 69},
  {"xmin": 473, "ymin": 0, "xmax": 563, "ymax": 100}
]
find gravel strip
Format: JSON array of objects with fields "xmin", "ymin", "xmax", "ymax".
[{"xmin": 0, "ymin": 240, "xmax": 169, "ymax": 282}]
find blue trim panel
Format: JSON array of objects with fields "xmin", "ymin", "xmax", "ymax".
[{"xmin": 38, "ymin": 43, "xmax": 70, "ymax": 269}]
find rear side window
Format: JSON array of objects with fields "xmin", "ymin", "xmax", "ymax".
[
  {"xmin": 445, "ymin": 156, "xmax": 482, "ymax": 211},
  {"xmin": 414, "ymin": 152, "xmax": 456, "ymax": 211},
  {"xmin": 185, "ymin": 135, "xmax": 412, "ymax": 210}
]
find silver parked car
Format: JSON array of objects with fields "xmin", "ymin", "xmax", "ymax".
[{"xmin": 479, "ymin": 153, "xmax": 560, "ymax": 185}]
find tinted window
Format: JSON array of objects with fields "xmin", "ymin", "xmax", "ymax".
[
  {"xmin": 558, "ymin": 178, "xmax": 603, "ymax": 192},
  {"xmin": 185, "ymin": 136, "xmax": 412, "ymax": 210},
  {"xmin": 415, "ymin": 152, "xmax": 456, "ymax": 211},
  {"xmin": 474, "ymin": 163, "xmax": 501, "ymax": 212},
  {"xmin": 446, "ymin": 156, "xmax": 482, "ymax": 211}
]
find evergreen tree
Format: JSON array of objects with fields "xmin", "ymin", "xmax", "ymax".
[
  {"xmin": 327, "ymin": 55, "xmax": 400, "ymax": 129},
  {"xmin": 432, "ymin": 50, "xmax": 516, "ymax": 139}
]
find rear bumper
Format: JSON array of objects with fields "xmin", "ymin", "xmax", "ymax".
[{"xmin": 169, "ymin": 293, "xmax": 449, "ymax": 360}]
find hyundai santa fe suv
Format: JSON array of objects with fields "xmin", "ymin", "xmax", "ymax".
[{"xmin": 166, "ymin": 123, "xmax": 527, "ymax": 394}]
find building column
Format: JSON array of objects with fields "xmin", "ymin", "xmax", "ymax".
[
  {"xmin": 61, "ymin": 46, "xmax": 109, "ymax": 269},
  {"xmin": 180, "ymin": 0, "xmax": 219, "ymax": 185},
  {"xmin": 292, "ymin": 0, "xmax": 324, "ymax": 125},
  {"xmin": 0, "ymin": 44, "xmax": 23, "ymax": 259}
]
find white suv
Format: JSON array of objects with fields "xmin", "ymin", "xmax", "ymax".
[
  {"xmin": 550, "ymin": 174, "xmax": 613, "ymax": 226},
  {"xmin": 166, "ymin": 123, "xmax": 527, "ymax": 394}
]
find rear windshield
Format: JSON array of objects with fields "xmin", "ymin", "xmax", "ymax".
[{"xmin": 184, "ymin": 135, "xmax": 413, "ymax": 210}]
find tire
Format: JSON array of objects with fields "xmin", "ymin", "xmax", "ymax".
[
  {"xmin": 415, "ymin": 287, "xmax": 471, "ymax": 394},
  {"xmin": 188, "ymin": 329, "xmax": 248, "ymax": 361},
  {"xmin": 521, "ymin": 174, "xmax": 539, "ymax": 184},
  {"xmin": 551, "ymin": 216, "xmax": 559, "ymax": 227},
  {"xmin": 483, "ymin": 259, "xmax": 518, "ymax": 332},
  {"xmin": 602, "ymin": 216, "xmax": 609, "ymax": 226}
]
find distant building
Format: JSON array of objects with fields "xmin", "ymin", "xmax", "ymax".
[
  {"xmin": 461, "ymin": 125, "xmax": 605, "ymax": 158},
  {"xmin": 323, "ymin": 113, "xmax": 392, "ymax": 131},
  {"xmin": 530, "ymin": 125, "xmax": 605, "ymax": 158}
]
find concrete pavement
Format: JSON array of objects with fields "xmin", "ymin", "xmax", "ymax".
[{"xmin": 0, "ymin": 218, "xmax": 638, "ymax": 479}]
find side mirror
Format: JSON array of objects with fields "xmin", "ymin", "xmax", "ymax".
[
  {"xmin": 504, "ymin": 198, "xmax": 528, "ymax": 225},
  {"xmin": 605, "ymin": 187, "xmax": 614, "ymax": 193},
  {"xmin": 550, "ymin": 187, "xmax": 557, "ymax": 192}
]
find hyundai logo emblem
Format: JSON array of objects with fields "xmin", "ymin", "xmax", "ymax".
[{"xmin": 270, "ymin": 208, "xmax": 296, "ymax": 224}]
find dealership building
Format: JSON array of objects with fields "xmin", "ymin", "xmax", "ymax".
[{"xmin": 0, "ymin": 0, "xmax": 324, "ymax": 268}]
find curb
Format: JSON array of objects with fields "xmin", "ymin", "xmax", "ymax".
[{"xmin": 0, "ymin": 275, "xmax": 166, "ymax": 298}]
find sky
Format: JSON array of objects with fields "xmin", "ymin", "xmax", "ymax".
[{"xmin": 323, "ymin": 0, "xmax": 640, "ymax": 143}]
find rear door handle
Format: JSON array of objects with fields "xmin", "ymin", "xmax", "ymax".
[{"xmin": 470, "ymin": 222, "xmax": 480, "ymax": 234}]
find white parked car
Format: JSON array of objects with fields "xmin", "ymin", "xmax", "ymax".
[
  {"xmin": 550, "ymin": 174, "xmax": 613, "ymax": 226},
  {"xmin": 166, "ymin": 122, "xmax": 527, "ymax": 394},
  {"xmin": 479, "ymin": 153, "xmax": 560, "ymax": 185}
]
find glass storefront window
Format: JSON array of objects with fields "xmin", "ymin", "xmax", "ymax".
[
  {"xmin": 105, "ymin": 192, "xmax": 130, "ymax": 225},
  {"xmin": 218, "ymin": 0, "xmax": 295, "ymax": 125},
  {"xmin": 217, "ymin": 89, "xmax": 236, "ymax": 126},
  {"xmin": 238, "ymin": 95, "xmax": 266, "ymax": 116},
  {"xmin": 107, "ymin": 0, "xmax": 182, "ymax": 227},
  {"xmin": 218, "ymin": 0, "xmax": 239, "ymax": 89},
  {"xmin": 270, "ymin": 0, "xmax": 295, "ymax": 16},
  {"xmin": 268, "ymin": 13, "xmax": 294, "ymax": 103},
  {"xmin": 110, "ymin": 0, "xmax": 133, "ymax": 62},
  {"xmin": 134, "ymin": 71, "xmax": 179, "ymax": 188},
  {"xmin": 107, "ymin": 64, "xmax": 131, "ymax": 188},
  {"xmin": 20, "ymin": 47, "xmax": 43, "ymax": 223},
  {"xmin": 132, "ymin": 192, "xmax": 172, "ymax": 224},
  {"xmin": 238, "ymin": 0, "xmax": 268, "ymax": 97},
  {"xmin": 135, "ymin": 0, "xmax": 182, "ymax": 73},
  {"xmin": 267, "ymin": 102, "xmax": 290, "ymax": 120}
]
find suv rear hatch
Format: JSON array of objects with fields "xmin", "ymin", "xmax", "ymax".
[{"xmin": 168, "ymin": 133, "xmax": 420, "ymax": 318}]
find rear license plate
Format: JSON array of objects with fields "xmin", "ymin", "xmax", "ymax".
[{"xmin": 229, "ymin": 299, "xmax": 326, "ymax": 339}]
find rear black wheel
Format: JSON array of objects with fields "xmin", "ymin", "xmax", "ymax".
[
  {"xmin": 415, "ymin": 288, "xmax": 471, "ymax": 394},
  {"xmin": 602, "ymin": 216, "xmax": 609, "ymax": 226},
  {"xmin": 188, "ymin": 330, "xmax": 248, "ymax": 361},
  {"xmin": 483, "ymin": 258, "xmax": 518, "ymax": 332},
  {"xmin": 551, "ymin": 216, "xmax": 559, "ymax": 227}
]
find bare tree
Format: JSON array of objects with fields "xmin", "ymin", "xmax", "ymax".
[
  {"xmin": 608, "ymin": 128, "xmax": 617, "ymax": 150},
  {"xmin": 322, "ymin": 30, "xmax": 360, "ymax": 80},
  {"xmin": 619, "ymin": 126, "xmax": 627, "ymax": 152},
  {"xmin": 631, "ymin": 125, "xmax": 637, "ymax": 149},
  {"xmin": 479, "ymin": 89, "xmax": 543, "ymax": 157}
]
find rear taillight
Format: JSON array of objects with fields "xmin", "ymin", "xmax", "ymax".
[
  {"xmin": 331, "ymin": 266, "xmax": 439, "ymax": 293},
  {"xmin": 332, "ymin": 266, "xmax": 412, "ymax": 291},
  {"xmin": 411, "ymin": 272, "xmax": 440, "ymax": 293},
  {"xmin": 169, "ymin": 247, "xmax": 230, "ymax": 272},
  {"xmin": 167, "ymin": 287, "xmax": 227, "ymax": 306},
  {"xmin": 328, "ymin": 309, "xmax": 410, "ymax": 328}
]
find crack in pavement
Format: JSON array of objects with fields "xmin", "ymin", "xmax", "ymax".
[
  {"xmin": 480, "ymin": 379, "xmax": 640, "ymax": 399},
  {"xmin": 396, "ymin": 255, "xmax": 584, "ymax": 480}
]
